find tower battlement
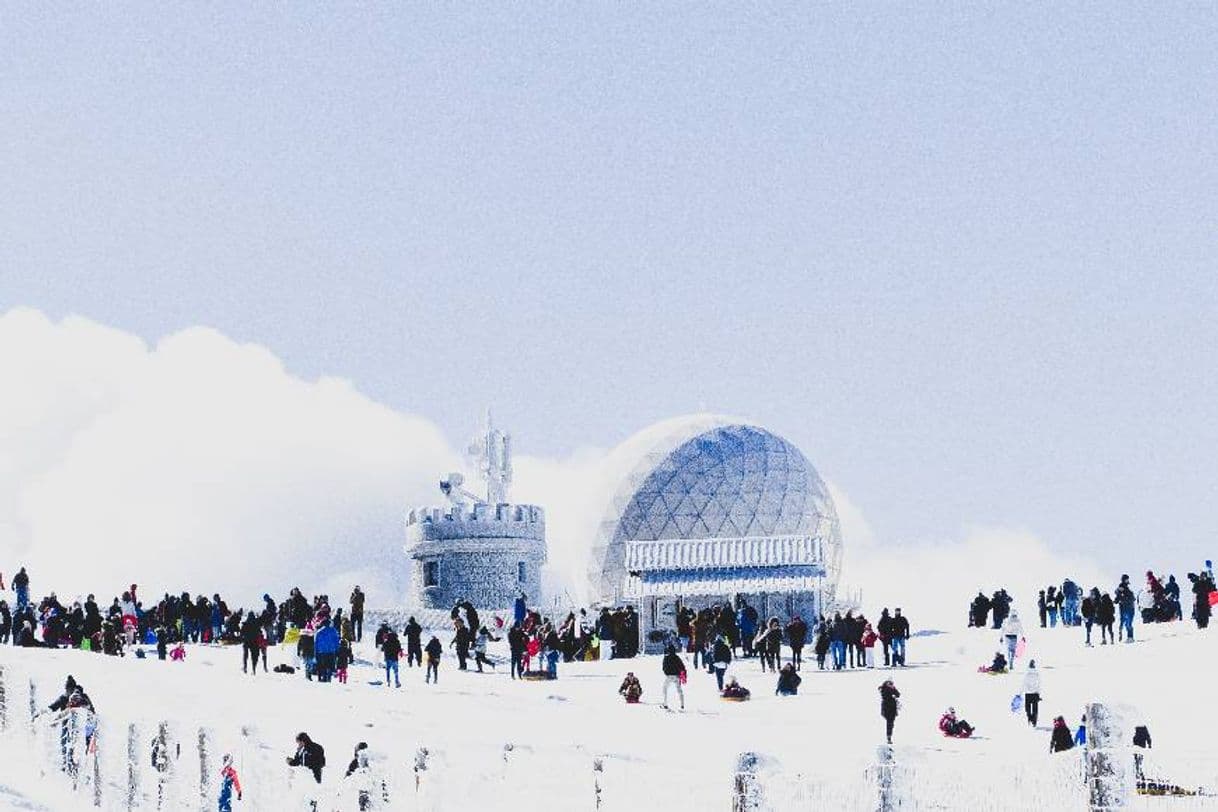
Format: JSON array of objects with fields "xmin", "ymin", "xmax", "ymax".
[{"xmin": 403, "ymin": 413, "xmax": 547, "ymax": 611}]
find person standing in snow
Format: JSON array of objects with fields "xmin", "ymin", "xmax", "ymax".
[
  {"xmin": 1001, "ymin": 609, "xmax": 1024, "ymax": 667},
  {"xmin": 879, "ymin": 680, "xmax": 900, "ymax": 744},
  {"xmin": 1115, "ymin": 575, "xmax": 1137, "ymax": 642},
  {"xmin": 1022, "ymin": 659, "xmax": 1042, "ymax": 727},
  {"xmin": 661, "ymin": 644, "xmax": 686, "ymax": 710},
  {"xmin": 890, "ymin": 608, "xmax": 910, "ymax": 666},
  {"xmin": 241, "ymin": 611, "xmax": 261, "ymax": 676},
  {"xmin": 1081, "ymin": 589, "xmax": 1097, "ymax": 645},
  {"xmin": 424, "ymin": 635, "xmax": 442, "ymax": 683},
  {"xmin": 218, "ymin": 753, "xmax": 243, "ymax": 812},
  {"xmin": 1188, "ymin": 572, "xmax": 1214, "ymax": 629},
  {"xmin": 785, "ymin": 615, "xmax": 808, "ymax": 670},
  {"xmin": 381, "ymin": 629, "xmax": 403, "ymax": 688},
  {"xmin": 336, "ymin": 638, "xmax": 352, "ymax": 684},
  {"xmin": 349, "ymin": 586, "xmax": 365, "ymax": 643},
  {"xmin": 313, "ymin": 619, "xmax": 340, "ymax": 683},
  {"xmin": 1097, "ymin": 592, "xmax": 1116, "ymax": 644},
  {"xmin": 12, "ymin": 567, "xmax": 29, "ymax": 611},
  {"xmin": 474, "ymin": 626, "xmax": 499, "ymax": 673},
  {"xmin": 711, "ymin": 634, "xmax": 732, "ymax": 691},
  {"xmin": 403, "ymin": 616, "xmax": 423, "ymax": 667},
  {"xmin": 450, "ymin": 620, "xmax": 471, "ymax": 671}
]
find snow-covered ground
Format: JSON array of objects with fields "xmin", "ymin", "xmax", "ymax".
[{"xmin": 0, "ymin": 615, "xmax": 1214, "ymax": 811}]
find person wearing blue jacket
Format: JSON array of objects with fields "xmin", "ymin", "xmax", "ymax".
[
  {"xmin": 313, "ymin": 620, "xmax": 340, "ymax": 683},
  {"xmin": 737, "ymin": 602, "xmax": 757, "ymax": 658}
]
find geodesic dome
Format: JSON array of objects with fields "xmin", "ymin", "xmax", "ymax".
[{"xmin": 587, "ymin": 415, "xmax": 842, "ymax": 604}]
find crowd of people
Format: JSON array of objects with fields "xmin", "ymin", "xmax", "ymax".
[
  {"xmin": 4, "ymin": 555, "xmax": 1214, "ymax": 807},
  {"xmin": 969, "ymin": 563, "xmax": 1216, "ymax": 650}
]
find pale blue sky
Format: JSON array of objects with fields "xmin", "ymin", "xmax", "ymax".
[{"xmin": 3, "ymin": 6, "xmax": 1216, "ymax": 569}]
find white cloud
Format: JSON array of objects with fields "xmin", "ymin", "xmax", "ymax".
[
  {"xmin": 0, "ymin": 308, "xmax": 457, "ymax": 607},
  {"xmin": 0, "ymin": 307, "xmax": 1120, "ymax": 626}
]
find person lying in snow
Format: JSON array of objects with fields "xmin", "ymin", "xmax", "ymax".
[{"xmin": 938, "ymin": 707, "xmax": 975, "ymax": 738}]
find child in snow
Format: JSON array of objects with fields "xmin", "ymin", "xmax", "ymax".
[
  {"xmin": 775, "ymin": 663, "xmax": 801, "ymax": 696},
  {"xmin": 218, "ymin": 754, "xmax": 243, "ymax": 812},
  {"xmin": 170, "ymin": 642, "xmax": 186, "ymax": 662},
  {"xmin": 619, "ymin": 672, "xmax": 643, "ymax": 704},
  {"xmin": 425, "ymin": 635, "xmax": 442, "ymax": 684},
  {"xmin": 721, "ymin": 676, "xmax": 751, "ymax": 701},
  {"xmin": 1050, "ymin": 716, "xmax": 1075, "ymax": 752},
  {"xmin": 938, "ymin": 707, "xmax": 974, "ymax": 738},
  {"xmin": 336, "ymin": 638, "xmax": 352, "ymax": 684},
  {"xmin": 474, "ymin": 626, "xmax": 499, "ymax": 673},
  {"xmin": 981, "ymin": 651, "xmax": 1007, "ymax": 673}
]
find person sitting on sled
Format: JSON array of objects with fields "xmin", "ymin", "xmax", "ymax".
[
  {"xmin": 983, "ymin": 651, "xmax": 1007, "ymax": 673},
  {"xmin": 619, "ymin": 672, "xmax": 643, "ymax": 703},
  {"xmin": 721, "ymin": 676, "xmax": 751, "ymax": 701},
  {"xmin": 938, "ymin": 707, "xmax": 975, "ymax": 738}
]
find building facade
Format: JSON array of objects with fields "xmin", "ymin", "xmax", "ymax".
[{"xmin": 587, "ymin": 416, "xmax": 842, "ymax": 653}]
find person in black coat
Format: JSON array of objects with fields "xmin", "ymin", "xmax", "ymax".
[
  {"xmin": 776, "ymin": 663, "xmax": 801, "ymax": 696},
  {"xmin": 879, "ymin": 680, "xmax": 900, "ymax": 744},
  {"xmin": 241, "ymin": 612, "xmax": 261, "ymax": 676},
  {"xmin": 425, "ymin": 636, "xmax": 443, "ymax": 683},
  {"xmin": 1097, "ymin": 593, "xmax": 1116, "ymax": 644},
  {"xmin": 403, "ymin": 617, "xmax": 423, "ymax": 667},
  {"xmin": 1050, "ymin": 717, "xmax": 1075, "ymax": 752},
  {"xmin": 287, "ymin": 732, "xmax": 325, "ymax": 783},
  {"xmin": 507, "ymin": 623, "xmax": 527, "ymax": 680},
  {"xmin": 785, "ymin": 617, "xmax": 808, "ymax": 670}
]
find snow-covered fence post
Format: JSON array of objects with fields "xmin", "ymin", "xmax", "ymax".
[
  {"xmin": 1085, "ymin": 702, "xmax": 1131, "ymax": 811},
  {"xmin": 198, "ymin": 727, "xmax": 213, "ymax": 811},
  {"xmin": 592, "ymin": 758, "xmax": 604, "ymax": 809},
  {"xmin": 872, "ymin": 744, "xmax": 904, "ymax": 812},
  {"xmin": 413, "ymin": 747, "xmax": 429, "ymax": 794},
  {"xmin": 733, "ymin": 752, "xmax": 764, "ymax": 812},
  {"xmin": 154, "ymin": 721, "xmax": 172, "ymax": 810},
  {"xmin": 92, "ymin": 719, "xmax": 103, "ymax": 807},
  {"xmin": 127, "ymin": 722, "xmax": 140, "ymax": 811},
  {"xmin": 0, "ymin": 663, "xmax": 7, "ymax": 731}
]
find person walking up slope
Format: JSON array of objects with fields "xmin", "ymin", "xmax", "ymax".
[{"xmin": 1022, "ymin": 660, "xmax": 1042, "ymax": 727}]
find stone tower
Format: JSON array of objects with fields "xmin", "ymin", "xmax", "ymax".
[{"xmin": 404, "ymin": 413, "xmax": 547, "ymax": 611}]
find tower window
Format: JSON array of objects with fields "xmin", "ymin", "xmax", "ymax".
[
  {"xmin": 518, "ymin": 561, "xmax": 526, "ymax": 583},
  {"xmin": 424, "ymin": 561, "xmax": 439, "ymax": 587}
]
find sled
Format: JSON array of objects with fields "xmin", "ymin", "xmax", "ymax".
[
  {"xmin": 720, "ymin": 695, "xmax": 751, "ymax": 702},
  {"xmin": 522, "ymin": 670, "xmax": 554, "ymax": 681},
  {"xmin": 1209, "ymin": 591, "xmax": 1218, "ymax": 608},
  {"xmin": 942, "ymin": 730, "xmax": 974, "ymax": 739},
  {"xmin": 283, "ymin": 627, "xmax": 301, "ymax": 646}
]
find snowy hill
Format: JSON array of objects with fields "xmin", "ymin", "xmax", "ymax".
[{"xmin": 0, "ymin": 617, "xmax": 1214, "ymax": 811}]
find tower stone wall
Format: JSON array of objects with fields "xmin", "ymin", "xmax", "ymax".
[{"xmin": 405, "ymin": 503, "xmax": 546, "ymax": 612}]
